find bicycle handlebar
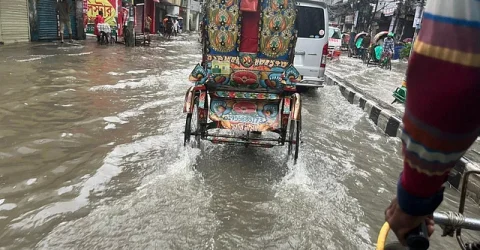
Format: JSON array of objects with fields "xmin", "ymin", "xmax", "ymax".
[
  {"xmin": 434, "ymin": 212, "xmax": 480, "ymax": 232},
  {"xmin": 378, "ymin": 170, "xmax": 480, "ymax": 250},
  {"xmin": 404, "ymin": 212, "xmax": 480, "ymax": 250}
]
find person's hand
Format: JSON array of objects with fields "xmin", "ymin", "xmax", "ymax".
[{"xmin": 385, "ymin": 197, "xmax": 435, "ymax": 246}]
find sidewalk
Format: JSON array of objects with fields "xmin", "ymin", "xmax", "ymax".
[
  {"xmin": 326, "ymin": 56, "xmax": 479, "ymax": 164},
  {"xmin": 326, "ymin": 57, "xmax": 407, "ymax": 117}
]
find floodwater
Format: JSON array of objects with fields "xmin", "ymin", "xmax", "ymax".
[
  {"xmin": 1, "ymin": 35, "xmax": 479, "ymax": 249},
  {"xmin": 326, "ymin": 57, "xmax": 480, "ymax": 164}
]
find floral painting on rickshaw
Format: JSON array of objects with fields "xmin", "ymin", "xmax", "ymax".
[
  {"xmin": 207, "ymin": 0, "xmax": 240, "ymax": 54},
  {"xmin": 259, "ymin": 0, "xmax": 296, "ymax": 59},
  {"xmin": 209, "ymin": 99, "xmax": 280, "ymax": 131}
]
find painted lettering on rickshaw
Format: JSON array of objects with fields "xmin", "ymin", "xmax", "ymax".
[
  {"xmin": 254, "ymin": 59, "xmax": 288, "ymax": 68},
  {"xmin": 222, "ymin": 115, "xmax": 267, "ymax": 124},
  {"xmin": 206, "ymin": 55, "xmax": 288, "ymax": 68},
  {"xmin": 230, "ymin": 123, "xmax": 260, "ymax": 131},
  {"xmin": 207, "ymin": 55, "xmax": 240, "ymax": 64}
]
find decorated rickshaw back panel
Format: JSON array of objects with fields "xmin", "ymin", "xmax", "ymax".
[
  {"xmin": 258, "ymin": 0, "xmax": 297, "ymax": 60},
  {"xmin": 209, "ymin": 98, "xmax": 281, "ymax": 131},
  {"xmin": 205, "ymin": 0, "xmax": 240, "ymax": 56},
  {"xmin": 191, "ymin": 0, "xmax": 300, "ymax": 92}
]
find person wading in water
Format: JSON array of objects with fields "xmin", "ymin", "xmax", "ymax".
[{"xmin": 56, "ymin": 0, "xmax": 73, "ymax": 43}]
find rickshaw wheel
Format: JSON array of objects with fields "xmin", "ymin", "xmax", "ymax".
[
  {"xmin": 362, "ymin": 51, "xmax": 369, "ymax": 64},
  {"xmin": 287, "ymin": 116, "xmax": 301, "ymax": 164},
  {"xmin": 287, "ymin": 120, "xmax": 301, "ymax": 163},
  {"xmin": 184, "ymin": 97, "xmax": 201, "ymax": 147}
]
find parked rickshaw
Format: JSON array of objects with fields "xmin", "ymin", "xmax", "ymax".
[
  {"xmin": 348, "ymin": 31, "xmax": 368, "ymax": 58},
  {"xmin": 366, "ymin": 31, "xmax": 391, "ymax": 70},
  {"xmin": 183, "ymin": 0, "xmax": 303, "ymax": 163}
]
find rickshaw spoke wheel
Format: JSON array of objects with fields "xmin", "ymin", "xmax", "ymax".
[
  {"xmin": 287, "ymin": 118, "xmax": 301, "ymax": 164},
  {"xmin": 184, "ymin": 97, "xmax": 201, "ymax": 148},
  {"xmin": 184, "ymin": 114, "xmax": 192, "ymax": 146}
]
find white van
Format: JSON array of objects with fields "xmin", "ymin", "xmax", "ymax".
[{"xmin": 293, "ymin": 0, "xmax": 329, "ymax": 88}]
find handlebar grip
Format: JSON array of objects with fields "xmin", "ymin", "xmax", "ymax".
[
  {"xmin": 405, "ymin": 222, "xmax": 430, "ymax": 250},
  {"xmin": 464, "ymin": 241, "xmax": 480, "ymax": 250}
]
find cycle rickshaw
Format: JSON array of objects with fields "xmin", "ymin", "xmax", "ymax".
[
  {"xmin": 366, "ymin": 31, "xmax": 392, "ymax": 70},
  {"xmin": 348, "ymin": 31, "xmax": 368, "ymax": 58},
  {"xmin": 183, "ymin": 0, "xmax": 303, "ymax": 163}
]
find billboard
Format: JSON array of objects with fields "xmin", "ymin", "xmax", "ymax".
[{"xmin": 86, "ymin": 0, "xmax": 118, "ymax": 33}]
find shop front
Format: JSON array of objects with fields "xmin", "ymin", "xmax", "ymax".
[
  {"xmin": 29, "ymin": 0, "xmax": 79, "ymax": 41},
  {"xmin": 0, "ymin": 0, "xmax": 30, "ymax": 44}
]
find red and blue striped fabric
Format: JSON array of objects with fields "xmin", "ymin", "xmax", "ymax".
[{"xmin": 397, "ymin": 0, "xmax": 480, "ymax": 216}]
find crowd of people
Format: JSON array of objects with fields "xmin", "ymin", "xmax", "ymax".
[
  {"xmin": 159, "ymin": 16, "xmax": 182, "ymax": 39},
  {"xmin": 90, "ymin": 12, "xmax": 183, "ymax": 45}
]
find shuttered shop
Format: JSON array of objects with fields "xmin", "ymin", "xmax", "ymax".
[
  {"xmin": 0, "ymin": 0, "xmax": 30, "ymax": 44},
  {"xmin": 37, "ymin": 0, "xmax": 58, "ymax": 40}
]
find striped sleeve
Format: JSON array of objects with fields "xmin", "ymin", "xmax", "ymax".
[{"xmin": 397, "ymin": 0, "xmax": 480, "ymax": 216}]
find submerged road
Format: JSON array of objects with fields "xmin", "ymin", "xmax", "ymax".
[{"xmin": 0, "ymin": 35, "xmax": 479, "ymax": 249}]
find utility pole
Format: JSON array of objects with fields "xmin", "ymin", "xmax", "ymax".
[
  {"xmin": 392, "ymin": 0, "xmax": 403, "ymax": 35},
  {"xmin": 75, "ymin": 0, "xmax": 85, "ymax": 40},
  {"xmin": 369, "ymin": 0, "xmax": 379, "ymax": 33},
  {"xmin": 409, "ymin": 0, "xmax": 425, "ymax": 58},
  {"xmin": 126, "ymin": 1, "xmax": 135, "ymax": 47},
  {"xmin": 392, "ymin": 0, "xmax": 425, "ymax": 104},
  {"xmin": 186, "ymin": 0, "xmax": 191, "ymax": 31}
]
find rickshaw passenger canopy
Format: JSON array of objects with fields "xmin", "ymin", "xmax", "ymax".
[{"xmin": 374, "ymin": 31, "xmax": 389, "ymax": 43}]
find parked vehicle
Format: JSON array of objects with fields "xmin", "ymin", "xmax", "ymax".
[
  {"xmin": 328, "ymin": 26, "xmax": 342, "ymax": 48},
  {"xmin": 341, "ymin": 32, "xmax": 350, "ymax": 51},
  {"xmin": 293, "ymin": 0, "xmax": 329, "ymax": 88}
]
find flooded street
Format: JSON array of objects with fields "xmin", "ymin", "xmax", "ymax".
[{"xmin": 1, "ymin": 35, "xmax": 479, "ymax": 249}]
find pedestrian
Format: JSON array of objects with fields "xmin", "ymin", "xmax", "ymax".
[
  {"xmin": 361, "ymin": 33, "xmax": 371, "ymax": 58},
  {"xmin": 173, "ymin": 19, "xmax": 179, "ymax": 36},
  {"xmin": 145, "ymin": 15, "xmax": 152, "ymax": 40},
  {"xmin": 94, "ymin": 10, "xmax": 105, "ymax": 42},
  {"xmin": 348, "ymin": 31, "xmax": 357, "ymax": 57},
  {"xmin": 178, "ymin": 19, "xmax": 183, "ymax": 33},
  {"xmin": 165, "ymin": 17, "xmax": 173, "ymax": 39},
  {"xmin": 163, "ymin": 17, "xmax": 168, "ymax": 37},
  {"xmin": 56, "ymin": 0, "xmax": 72, "ymax": 43},
  {"xmin": 158, "ymin": 22, "xmax": 164, "ymax": 35}
]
